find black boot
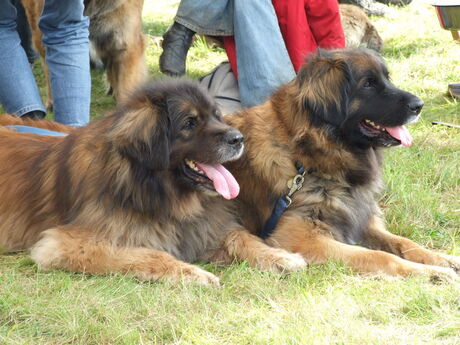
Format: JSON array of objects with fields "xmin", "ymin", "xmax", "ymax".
[
  {"xmin": 21, "ymin": 110, "xmax": 46, "ymax": 120},
  {"xmin": 159, "ymin": 22, "xmax": 195, "ymax": 77}
]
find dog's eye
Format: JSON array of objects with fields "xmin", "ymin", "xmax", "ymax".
[
  {"xmin": 363, "ymin": 78, "xmax": 376, "ymax": 89},
  {"xmin": 182, "ymin": 117, "xmax": 198, "ymax": 130}
]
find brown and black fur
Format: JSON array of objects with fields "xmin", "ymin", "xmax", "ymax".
[
  {"xmin": 225, "ymin": 48, "xmax": 460, "ymax": 281},
  {"xmin": 0, "ymin": 79, "xmax": 305, "ymax": 286},
  {"xmin": 21, "ymin": 0, "xmax": 147, "ymax": 109}
]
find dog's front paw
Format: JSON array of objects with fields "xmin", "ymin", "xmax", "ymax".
[
  {"xmin": 177, "ymin": 264, "xmax": 221, "ymax": 287},
  {"xmin": 439, "ymin": 254, "xmax": 460, "ymax": 274},
  {"xmin": 417, "ymin": 264, "xmax": 458, "ymax": 283},
  {"xmin": 257, "ymin": 249, "xmax": 308, "ymax": 274}
]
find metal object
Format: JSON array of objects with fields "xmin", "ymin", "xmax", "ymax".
[
  {"xmin": 285, "ymin": 170, "xmax": 306, "ymax": 207},
  {"xmin": 432, "ymin": 1, "xmax": 460, "ymax": 40},
  {"xmin": 432, "ymin": 1, "xmax": 460, "ymax": 110},
  {"xmin": 433, "ymin": 2, "xmax": 460, "ymax": 30},
  {"xmin": 432, "ymin": 121, "xmax": 460, "ymax": 129}
]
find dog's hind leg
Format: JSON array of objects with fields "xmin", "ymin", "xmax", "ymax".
[
  {"xmin": 30, "ymin": 226, "xmax": 220, "ymax": 286},
  {"xmin": 114, "ymin": 0, "xmax": 148, "ymax": 103},
  {"xmin": 111, "ymin": 39, "xmax": 147, "ymax": 104},
  {"xmin": 267, "ymin": 216, "xmax": 458, "ymax": 282},
  {"xmin": 211, "ymin": 228, "xmax": 307, "ymax": 273},
  {"xmin": 102, "ymin": 0, "xmax": 147, "ymax": 104},
  {"xmin": 363, "ymin": 215, "xmax": 460, "ymax": 274}
]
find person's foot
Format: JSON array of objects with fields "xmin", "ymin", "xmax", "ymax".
[
  {"xmin": 159, "ymin": 22, "xmax": 195, "ymax": 76},
  {"xmin": 340, "ymin": 0, "xmax": 388, "ymax": 16},
  {"xmin": 21, "ymin": 110, "xmax": 46, "ymax": 120},
  {"xmin": 376, "ymin": 0, "xmax": 412, "ymax": 6}
]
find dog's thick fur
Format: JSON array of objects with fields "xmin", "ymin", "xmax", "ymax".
[
  {"xmin": 22, "ymin": 0, "xmax": 147, "ymax": 108},
  {"xmin": 340, "ymin": 4, "xmax": 383, "ymax": 52},
  {"xmin": 224, "ymin": 48, "xmax": 460, "ymax": 281},
  {"xmin": 0, "ymin": 80, "xmax": 305, "ymax": 285}
]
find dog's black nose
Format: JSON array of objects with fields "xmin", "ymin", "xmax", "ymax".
[
  {"xmin": 407, "ymin": 99, "xmax": 424, "ymax": 114},
  {"xmin": 225, "ymin": 130, "xmax": 244, "ymax": 147}
]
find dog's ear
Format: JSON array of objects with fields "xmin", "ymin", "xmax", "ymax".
[
  {"xmin": 297, "ymin": 50, "xmax": 351, "ymax": 127},
  {"xmin": 108, "ymin": 102, "xmax": 171, "ymax": 171}
]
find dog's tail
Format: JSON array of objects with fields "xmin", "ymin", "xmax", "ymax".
[{"xmin": 0, "ymin": 114, "xmax": 74, "ymax": 134}]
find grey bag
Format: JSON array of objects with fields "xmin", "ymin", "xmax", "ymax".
[{"xmin": 199, "ymin": 62, "xmax": 243, "ymax": 115}]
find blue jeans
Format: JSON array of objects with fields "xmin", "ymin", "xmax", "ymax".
[
  {"xmin": 175, "ymin": 0, "xmax": 295, "ymax": 108},
  {"xmin": 0, "ymin": 0, "xmax": 90, "ymax": 127},
  {"xmin": 175, "ymin": 0, "xmax": 234, "ymax": 36}
]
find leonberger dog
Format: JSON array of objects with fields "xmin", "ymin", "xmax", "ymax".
[
  {"xmin": 223, "ymin": 48, "xmax": 459, "ymax": 281},
  {"xmin": 0, "ymin": 79, "xmax": 306, "ymax": 286},
  {"xmin": 22, "ymin": 0, "xmax": 147, "ymax": 108},
  {"xmin": 340, "ymin": 4, "xmax": 383, "ymax": 52}
]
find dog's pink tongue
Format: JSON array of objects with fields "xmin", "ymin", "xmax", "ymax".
[
  {"xmin": 384, "ymin": 126, "xmax": 413, "ymax": 147},
  {"xmin": 195, "ymin": 163, "xmax": 240, "ymax": 200}
]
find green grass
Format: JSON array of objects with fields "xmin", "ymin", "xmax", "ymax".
[{"xmin": 1, "ymin": 1, "xmax": 460, "ymax": 344}]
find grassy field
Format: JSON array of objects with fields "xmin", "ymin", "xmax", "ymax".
[{"xmin": 1, "ymin": 0, "xmax": 460, "ymax": 344}]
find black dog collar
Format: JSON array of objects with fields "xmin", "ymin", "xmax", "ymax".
[{"xmin": 259, "ymin": 162, "xmax": 309, "ymax": 240}]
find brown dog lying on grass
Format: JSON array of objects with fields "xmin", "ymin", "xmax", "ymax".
[
  {"xmin": 0, "ymin": 79, "xmax": 306, "ymax": 286},
  {"xmin": 223, "ymin": 48, "xmax": 459, "ymax": 281}
]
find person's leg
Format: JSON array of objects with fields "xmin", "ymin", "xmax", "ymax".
[
  {"xmin": 39, "ymin": 0, "xmax": 90, "ymax": 127},
  {"xmin": 174, "ymin": 0, "xmax": 234, "ymax": 36},
  {"xmin": 233, "ymin": 0, "xmax": 295, "ymax": 108},
  {"xmin": 0, "ymin": 0, "xmax": 46, "ymax": 118}
]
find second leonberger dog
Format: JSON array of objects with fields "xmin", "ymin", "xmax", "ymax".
[
  {"xmin": 224, "ymin": 48, "xmax": 459, "ymax": 281},
  {"xmin": 0, "ymin": 79, "xmax": 305, "ymax": 286}
]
